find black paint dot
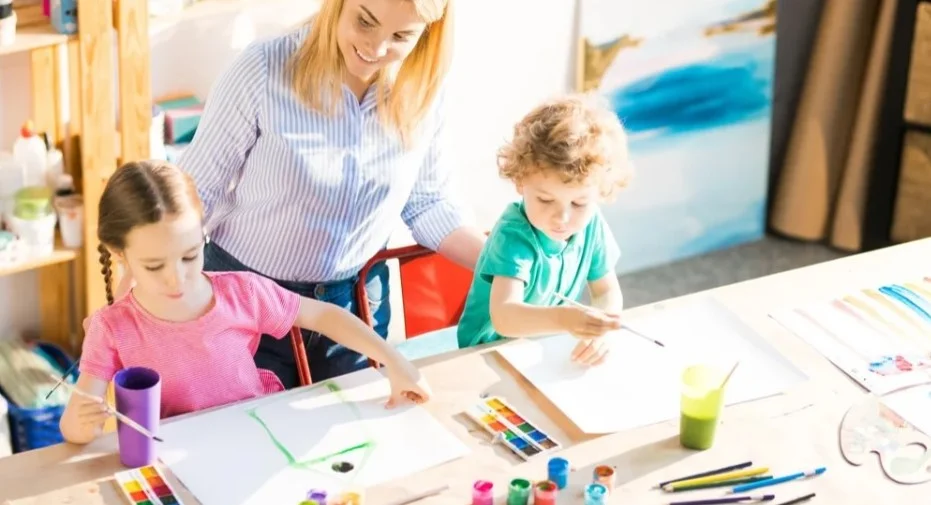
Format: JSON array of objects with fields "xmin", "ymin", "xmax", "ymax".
[{"xmin": 331, "ymin": 461, "xmax": 354, "ymax": 473}]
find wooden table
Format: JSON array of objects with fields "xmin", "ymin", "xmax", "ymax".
[{"xmin": 3, "ymin": 239, "xmax": 931, "ymax": 504}]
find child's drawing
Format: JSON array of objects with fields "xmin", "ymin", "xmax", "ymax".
[{"xmin": 158, "ymin": 368, "xmax": 470, "ymax": 505}]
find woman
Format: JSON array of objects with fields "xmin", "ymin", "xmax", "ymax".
[{"xmin": 178, "ymin": 0, "xmax": 485, "ymax": 389}]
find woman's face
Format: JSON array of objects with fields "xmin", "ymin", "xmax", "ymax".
[{"xmin": 336, "ymin": 0, "xmax": 428, "ymax": 85}]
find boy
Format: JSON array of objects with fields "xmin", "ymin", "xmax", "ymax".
[{"xmin": 457, "ymin": 93, "xmax": 633, "ymax": 366}]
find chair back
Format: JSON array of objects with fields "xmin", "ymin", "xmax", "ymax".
[{"xmin": 356, "ymin": 244, "xmax": 474, "ymax": 338}]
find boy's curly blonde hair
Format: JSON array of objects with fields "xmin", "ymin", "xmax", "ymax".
[{"xmin": 497, "ymin": 93, "xmax": 633, "ymax": 199}]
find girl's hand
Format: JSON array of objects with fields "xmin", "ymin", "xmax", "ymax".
[
  {"xmin": 70, "ymin": 392, "xmax": 111, "ymax": 437},
  {"xmin": 570, "ymin": 337, "xmax": 612, "ymax": 366},
  {"xmin": 558, "ymin": 305, "xmax": 622, "ymax": 339},
  {"xmin": 383, "ymin": 359, "xmax": 433, "ymax": 409}
]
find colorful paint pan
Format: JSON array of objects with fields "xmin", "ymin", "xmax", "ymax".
[
  {"xmin": 114, "ymin": 464, "xmax": 184, "ymax": 505},
  {"xmin": 464, "ymin": 395, "xmax": 562, "ymax": 460}
]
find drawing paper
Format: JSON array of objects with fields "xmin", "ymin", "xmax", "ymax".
[
  {"xmin": 497, "ymin": 297, "xmax": 806, "ymax": 434},
  {"xmin": 882, "ymin": 383, "xmax": 931, "ymax": 438},
  {"xmin": 770, "ymin": 279, "xmax": 931, "ymax": 395},
  {"xmin": 158, "ymin": 367, "xmax": 470, "ymax": 505}
]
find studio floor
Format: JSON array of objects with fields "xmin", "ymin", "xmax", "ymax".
[{"xmin": 618, "ymin": 234, "xmax": 848, "ymax": 308}]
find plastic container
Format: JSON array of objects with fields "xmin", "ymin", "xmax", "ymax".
[
  {"xmin": 0, "ymin": 152, "xmax": 25, "ymax": 224},
  {"xmin": 12, "ymin": 122, "xmax": 48, "ymax": 188},
  {"xmin": 0, "ymin": 342, "xmax": 78, "ymax": 453},
  {"xmin": 54, "ymin": 194, "xmax": 83, "ymax": 248},
  {"xmin": 0, "ymin": 6, "xmax": 14, "ymax": 48},
  {"xmin": 0, "ymin": 394, "xmax": 11, "ymax": 458}
]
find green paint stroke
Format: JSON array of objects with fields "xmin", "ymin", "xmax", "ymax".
[{"xmin": 247, "ymin": 380, "xmax": 376, "ymax": 477}]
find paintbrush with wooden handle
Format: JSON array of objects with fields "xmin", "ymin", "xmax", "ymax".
[{"xmin": 47, "ymin": 373, "xmax": 164, "ymax": 443}]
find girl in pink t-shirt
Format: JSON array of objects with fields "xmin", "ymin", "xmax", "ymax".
[{"xmin": 59, "ymin": 160, "xmax": 431, "ymax": 445}]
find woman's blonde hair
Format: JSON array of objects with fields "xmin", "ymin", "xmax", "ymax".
[
  {"xmin": 497, "ymin": 93, "xmax": 634, "ymax": 200},
  {"xmin": 289, "ymin": 0, "xmax": 453, "ymax": 148}
]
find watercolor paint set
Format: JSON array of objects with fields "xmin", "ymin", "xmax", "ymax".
[
  {"xmin": 114, "ymin": 464, "xmax": 184, "ymax": 505},
  {"xmin": 465, "ymin": 395, "xmax": 561, "ymax": 460}
]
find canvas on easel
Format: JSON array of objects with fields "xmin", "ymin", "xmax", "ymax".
[{"xmin": 578, "ymin": 0, "xmax": 776, "ymax": 274}]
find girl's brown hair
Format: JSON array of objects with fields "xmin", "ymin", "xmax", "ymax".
[
  {"xmin": 288, "ymin": 0, "xmax": 453, "ymax": 148},
  {"xmin": 97, "ymin": 160, "xmax": 203, "ymax": 305}
]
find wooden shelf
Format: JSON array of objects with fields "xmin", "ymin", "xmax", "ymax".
[
  {"xmin": 0, "ymin": 24, "xmax": 74, "ymax": 57},
  {"xmin": 0, "ymin": 245, "xmax": 77, "ymax": 277}
]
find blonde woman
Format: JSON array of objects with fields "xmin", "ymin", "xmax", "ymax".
[{"xmin": 179, "ymin": 0, "xmax": 485, "ymax": 388}]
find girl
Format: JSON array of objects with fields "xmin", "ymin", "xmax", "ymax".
[
  {"xmin": 457, "ymin": 93, "xmax": 633, "ymax": 366},
  {"xmin": 180, "ymin": 0, "xmax": 486, "ymax": 389},
  {"xmin": 59, "ymin": 161, "xmax": 431, "ymax": 445}
]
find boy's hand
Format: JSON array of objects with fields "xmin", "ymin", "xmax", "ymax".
[
  {"xmin": 571, "ymin": 337, "xmax": 611, "ymax": 366},
  {"xmin": 557, "ymin": 305, "xmax": 622, "ymax": 339},
  {"xmin": 383, "ymin": 359, "xmax": 433, "ymax": 409}
]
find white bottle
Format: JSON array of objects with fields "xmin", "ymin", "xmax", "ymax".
[{"xmin": 12, "ymin": 121, "xmax": 48, "ymax": 188}]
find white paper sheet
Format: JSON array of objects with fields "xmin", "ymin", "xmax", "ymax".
[
  {"xmin": 158, "ymin": 368, "xmax": 470, "ymax": 505},
  {"xmin": 497, "ymin": 297, "xmax": 807, "ymax": 434},
  {"xmin": 770, "ymin": 285, "xmax": 931, "ymax": 395},
  {"xmin": 882, "ymin": 383, "xmax": 931, "ymax": 438}
]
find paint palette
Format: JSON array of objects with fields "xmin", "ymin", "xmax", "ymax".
[
  {"xmin": 465, "ymin": 396, "xmax": 561, "ymax": 460},
  {"xmin": 114, "ymin": 464, "xmax": 184, "ymax": 505}
]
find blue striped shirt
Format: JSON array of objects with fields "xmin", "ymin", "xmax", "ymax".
[{"xmin": 179, "ymin": 26, "xmax": 471, "ymax": 282}]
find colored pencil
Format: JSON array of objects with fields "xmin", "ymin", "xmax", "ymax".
[
  {"xmin": 44, "ymin": 359, "xmax": 79, "ymax": 399},
  {"xmin": 658, "ymin": 461, "xmax": 754, "ymax": 488},
  {"xmin": 665, "ymin": 476, "xmax": 772, "ymax": 492},
  {"xmin": 729, "ymin": 467, "xmax": 825, "ymax": 494},
  {"xmin": 553, "ymin": 293, "xmax": 665, "ymax": 347},
  {"xmin": 774, "ymin": 493, "xmax": 815, "ymax": 505},
  {"xmin": 47, "ymin": 373, "xmax": 164, "ymax": 443},
  {"xmin": 663, "ymin": 467, "xmax": 769, "ymax": 491},
  {"xmin": 669, "ymin": 494, "xmax": 775, "ymax": 505}
]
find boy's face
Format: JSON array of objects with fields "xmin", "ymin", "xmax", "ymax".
[{"xmin": 516, "ymin": 170, "xmax": 601, "ymax": 242}]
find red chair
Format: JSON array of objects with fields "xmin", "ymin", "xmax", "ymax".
[
  {"xmin": 288, "ymin": 327, "xmax": 313, "ymax": 386},
  {"xmin": 355, "ymin": 244, "xmax": 475, "ymax": 367}
]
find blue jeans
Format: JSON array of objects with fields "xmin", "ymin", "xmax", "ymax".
[{"xmin": 203, "ymin": 242, "xmax": 391, "ymax": 388}]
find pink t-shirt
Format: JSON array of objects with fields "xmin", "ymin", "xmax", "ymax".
[{"xmin": 79, "ymin": 271, "xmax": 301, "ymax": 418}]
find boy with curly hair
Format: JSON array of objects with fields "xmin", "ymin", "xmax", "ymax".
[{"xmin": 457, "ymin": 93, "xmax": 633, "ymax": 366}]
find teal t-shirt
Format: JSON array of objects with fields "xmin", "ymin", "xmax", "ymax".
[{"xmin": 457, "ymin": 201, "xmax": 621, "ymax": 348}]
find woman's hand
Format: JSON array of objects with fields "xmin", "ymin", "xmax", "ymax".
[
  {"xmin": 383, "ymin": 358, "xmax": 433, "ymax": 409},
  {"xmin": 557, "ymin": 305, "xmax": 622, "ymax": 339}
]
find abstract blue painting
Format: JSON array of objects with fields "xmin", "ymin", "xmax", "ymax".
[{"xmin": 580, "ymin": 0, "xmax": 776, "ymax": 274}]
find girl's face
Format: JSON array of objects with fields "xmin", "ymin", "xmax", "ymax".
[
  {"xmin": 114, "ymin": 212, "xmax": 206, "ymax": 302},
  {"xmin": 517, "ymin": 170, "xmax": 602, "ymax": 242},
  {"xmin": 336, "ymin": 0, "xmax": 427, "ymax": 85}
]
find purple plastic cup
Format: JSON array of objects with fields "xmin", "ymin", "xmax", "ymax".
[{"xmin": 113, "ymin": 367, "xmax": 161, "ymax": 468}]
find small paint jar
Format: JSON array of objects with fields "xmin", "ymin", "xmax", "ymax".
[
  {"xmin": 584, "ymin": 483, "xmax": 608, "ymax": 505},
  {"xmin": 547, "ymin": 456, "xmax": 570, "ymax": 489},
  {"xmin": 593, "ymin": 465, "xmax": 615, "ymax": 491},
  {"xmin": 506, "ymin": 478, "xmax": 531, "ymax": 505},
  {"xmin": 471, "ymin": 480, "xmax": 493, "ymax": 505},
  {"xmin": 306, "ymin": 489, "xmax": 327, "ymax": 504},
  {"xmin": 533, "ymin": 480, "xmax": 557, "ymax": 505}
]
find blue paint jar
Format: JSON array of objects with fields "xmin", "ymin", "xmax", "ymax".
[
  {"xmin": 547, "ymin": 457, "xmax": 570, "ymax": 489},
  {"xmin": 584, "ymin": 483, "xmax": 607, "ymax": 505}
]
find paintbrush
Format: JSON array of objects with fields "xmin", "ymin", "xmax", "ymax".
[
  {"xmin": 553, "ymin": 293, "xmax": 666, "ymax": 348},
  {"xmin": 45, "ymin": 359, "xmax": 79, "ymax": 399},
  {"xmin": 47, "ymin": 373, "xmax": 164, "ymax": 443},
  {"xmin": 383, "ymin": 484, "xmax": 449, "ymax": 505}
]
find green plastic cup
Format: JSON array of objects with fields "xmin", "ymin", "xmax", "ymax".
[{"xmin": 679, "ymin": 364, "xmax": 726, "ymax": 450}]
